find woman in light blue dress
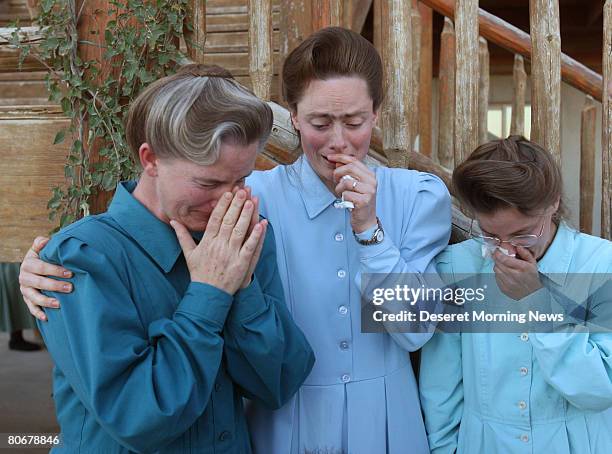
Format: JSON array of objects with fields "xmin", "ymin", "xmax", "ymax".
[
  {"xmin": 419, "ymin": 136, "xmax": 612, "ymax": 453},
  {"xmin": 19, "ymin": 28, "xmax": 451, "ymax": 453}
]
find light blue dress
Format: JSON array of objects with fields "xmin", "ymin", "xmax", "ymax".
[
  {"xmin": 246, "ymin": 156, "xmax": 452, "ymax": 454},
  {"xmin": 420, "ymin": 222, "xmax": 612, "ymax": 454}
]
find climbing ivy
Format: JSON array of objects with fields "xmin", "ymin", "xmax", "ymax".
[{"xmin": 10, "ymin": 0, "xmax": 191, "ymax": 229}]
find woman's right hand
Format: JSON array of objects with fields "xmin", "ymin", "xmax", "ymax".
[
  {"xmin": 19, "ymin": 236, "xmax": 73, "ymax": 321},
  {"xmin": 171, "ymin": 188, "xmax": 267, "ymax": 296}
]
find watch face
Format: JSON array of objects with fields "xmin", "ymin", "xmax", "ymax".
[{"xmin": 375, "ymin": 229, "xmax": 384, "ymax": 243}]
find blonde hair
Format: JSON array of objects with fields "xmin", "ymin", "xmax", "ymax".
[{"xmin": 126, "ymin": 64, "xmax": 273, "ymax": 165}]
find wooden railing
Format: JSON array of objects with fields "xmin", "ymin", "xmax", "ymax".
[{"xmin": 219, "ymin": 0, "xmax": 611, "ymax": 239}]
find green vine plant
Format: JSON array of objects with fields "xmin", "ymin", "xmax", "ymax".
[{"xmin": 9, "ymin": 0, "xmax": 191, "ymax": 230}]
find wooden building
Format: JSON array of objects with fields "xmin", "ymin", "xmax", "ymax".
[{"xmin": 0, "ymin": 0, "xmax": 610, "ymax": 261}]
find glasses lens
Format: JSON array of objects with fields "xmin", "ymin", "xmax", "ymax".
[
  {"xmin": 511, "ymin": 235, "xmax": 538, "ymax": 248},
  {"xmin": 471, "ymin": 234, "xmax": 497, "ymax": 246}
]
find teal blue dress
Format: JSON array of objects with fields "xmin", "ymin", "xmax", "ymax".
[
  {"xmin": 37, "ymin": 181, "xmax": 315, "ymax": 453},
  {"xmin": 420, "ymin": 222, "xmax": 612, "ymax": 453},
  {"xmin": 246, "ymin": 156, "xmax": 452, "ymax": 454}
]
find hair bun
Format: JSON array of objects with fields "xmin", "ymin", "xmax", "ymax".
[{"xmin": 177, "ymin": 64, "xmax": 234, "ymax": 79}]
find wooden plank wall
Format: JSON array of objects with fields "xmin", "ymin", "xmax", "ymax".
[
  {"xmin": 0, "ymin": 107, "xmax": 70, "ymax": 262},
  {"xmin": 205, "ymin": 0, "xmax": 283, "ymax": 101}
]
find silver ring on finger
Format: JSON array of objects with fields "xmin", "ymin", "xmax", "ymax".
[{"xmin": 352, "ymin": 180, "xmax": 358, "ymax": 190}]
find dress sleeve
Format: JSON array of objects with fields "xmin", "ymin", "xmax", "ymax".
[
  {"xmin": 355, "ymin": 172, "xmax": 452, "ymax": 351},
  {"xmin": 419, "ymin": 249, "xmax": 464, "ymax": 454},
  {"xmin": 38, "ymin": 235, "xmax": 232, "ymax": 453},
  {"xmin": 529, "ymin": 270, "xmax": 612, "ymax": 411},
  {"xmin": 222, "ymin": 224, "xmax": 315, "ymax": 409}
]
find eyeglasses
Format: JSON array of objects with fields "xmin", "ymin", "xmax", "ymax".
[{"xmin": 468, "ymin": 218, "xmax": 546, "ymax": 249}]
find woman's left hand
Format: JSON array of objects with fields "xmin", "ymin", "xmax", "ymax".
[
  {"xmin": 329, "ymin": 154, "xmax": 377, "ymax": 234},
  {"xmin": 493, "ymin": 246, "xmax": 542, "ymax": 300}
]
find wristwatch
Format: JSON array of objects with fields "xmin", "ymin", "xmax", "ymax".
[{"xmin": 354, "ymin": 217, "xmax": 384, "ymax": 245}]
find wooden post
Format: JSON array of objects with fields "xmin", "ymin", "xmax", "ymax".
[
  {"xmin": 580, "ymin": 95, "xmax": 596, "ymax": 234},
  {"xmin": 373, "ymin": 0, "xmax": 382, "ymax": 55},
  {"xmin": 530, "ymin": 0, "xmax": 562, "ymax": 164},
  {"xmin": 77, "ymin": 0, "xmax": 116, "ymax": 214},
  {"xmin": 348, "ymin": 0, "xmax": 373, "ymax": 33},
  {"xmin": 417, "ymin": 1, "xmax": 433, "ymax": 158},
  {"xmin": 278, "ymin": 1, "xmax": 312, "ymax": 101},
  {"xmin": 602, "ymin": 0, "xmax": 612, "ymax": 239},
  {"xmin": 420, "ymin": 0, "xmax": 603, "ymax": 103},
  {"xmin": 478, "ymin": 37, "xmax": 489, "ymax": 144},
  {"xmin": 380, "ymin": 0, "xmax": 413, "ymax": 167},
  {"xmin": 454, "ymin": 0, "xmax": 479, "ymax": 164},
  {"xmin": 184, "ymin": 0, "xmax": 206, "ymax": 63},
  {"xmin": 410, "ymin": 3, "xmax": 421, "ymax": 151},
  {"xmin": 511, "ymin": 54, "xmax": 527, "ymax": 136},
  {"xmin": 438, "ymin": 17, "xmax": 455, "ymax": 169},
  {"xmin": 312, "ymin": 0, "xmax": 343, "ymax": 29},
  {"xmin": 249, "ymin": 0, "xmax": 273, "ymax": 100}
]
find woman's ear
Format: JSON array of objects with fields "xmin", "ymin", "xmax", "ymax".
[
  {"xmin": 551, "ymin": 197, "xmax": 560, "ymax": 213},
  {"xmin": 290, "ymin": 110, "xmax": 300, "ymax": 132},
  {"xmin": 139, "ymin": 143, "xmax": 159, "ymax": 177}
]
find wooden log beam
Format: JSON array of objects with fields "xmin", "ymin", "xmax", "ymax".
[
  {"xmin": 417, "ymin": 1, "xmax": 433, "ymax": 158},
  {"xmin": 454, "ymin": 0, "xmax": 479, "ymax": 164},
  {"xmin": 348, "ymin": 0, "xmax": 373, "ymax": 33},
  {"xmin": 184, "ymin": 0, "xmax": 206, "ymax": 63},
  {"xmin": 438, "ymin": 17, "xmax": 455, "ymax": 169},
  {"xmin": 380, "ymin": 0, "xmax": 413, "ymax": 168},
  {"xmin": 530, "ymin": 0, "xmax": 562, "ymax": 164},
  {"xmin": 511, "ymin": 54, "xmax": 527, "ymax": 136},
  {"xmin": 478, "ymin": 37, "xmax": 489, "ymax": 145},
  {"xmin": 602, "ymin": 0, "xmax": 612, "ymax": 239},
  {"xmin": 77, "ymin": 0, "xmax": 119, "ymax": 214},
  {"xmin": 419, "ymin": 0, "xmax": 604, "ymax": 102},
  {"xmin": 249, "ymin": 0, "xmax": 273, "ymax": 100},
  {"xmin": 410, "ymin": 3, "xmax": 421, "ymax": 151},
  {"xmin": 278, "ymin": 0, "xmax": 311, "ymax": 101},
  {"xmin": 580, "ymin": 95, "xmax": 597, "ymax": 234}
]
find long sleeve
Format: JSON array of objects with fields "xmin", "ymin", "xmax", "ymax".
[
  {"xmin": 529, "ymin": 275, "xmax": 612, "ymax": 411},
  {"xmin": 39, "ymin": 236, "xmax": 232, "ymax": 453},
  {"xmin": 222, "ymin": 225, "xmax": 315, "ymax": 409},
  {"xmin": 419, "ymin": 331, "xmax": 463, "ymax": 454},
  {"xmin": 418, "ymin": 249, "xmax": 464, "ymax": 454},
  {"xmin": 356, "ymin": 172, "xmax": 452, "ymax": 351}
]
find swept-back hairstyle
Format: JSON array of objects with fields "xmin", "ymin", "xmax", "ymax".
[
  {"xmin": 126, "ymin": 64, "xmax": 273, "ymax": 165},
  {"xmin": 281, "ymin": 26, "xmax": 383, "ymax": 112},
  {"xmin": 453, "ymin": 135, "xmax": 567, "ymax": 222}
]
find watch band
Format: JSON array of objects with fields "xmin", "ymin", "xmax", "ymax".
[{"xmin": 353, "ymin": 217, "xmax": 384, "ymax": 245}]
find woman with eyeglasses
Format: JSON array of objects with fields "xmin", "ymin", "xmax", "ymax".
[{"xmin": 419, "ymin": 135, "xmax": 612, "ymax": 453}]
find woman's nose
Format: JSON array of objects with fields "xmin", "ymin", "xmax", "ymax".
[{"xmin": 328, "ymin": 125, "xmax": 348, "ymax": 152}]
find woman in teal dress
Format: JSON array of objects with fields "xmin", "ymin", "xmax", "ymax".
[
  {"xmin": 18, "ymin": 27, "xmax": 451, "ymax": 453},
  {"xmin": 419, "ymin": 136, "xmax": 612, "ymax": 453}
]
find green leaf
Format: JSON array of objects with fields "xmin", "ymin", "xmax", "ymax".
[
  {"xmin": 101, "ymin": 172, "xmax": 116, "ymax": 191},
  {"xmin": 53, "ymin": 129, "xmax": 65, "ymax": 144}
]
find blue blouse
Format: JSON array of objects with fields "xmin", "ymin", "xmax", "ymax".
[
  {"xmin": 420, "ymin": 222, "xmax": 612, "ymax": 454},
  {"xmin": 246, "ymin": 156, "xmax": 452, "ymax": 454},
  {"xmin": 38, "ymin": 181, "xmax": 314, "ymax": 453}
]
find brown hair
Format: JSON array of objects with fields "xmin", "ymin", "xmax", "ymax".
[
  {"xmin": 281, "ymin": 26, "xmax": 383, "ymax": 112},
  {"xmin": 452, "ymin": 135, "xmax": 567, "ymax": 222},
  {"xmin": 125, "ymin": 64, "xmax": 273, "ymax": 166}
]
